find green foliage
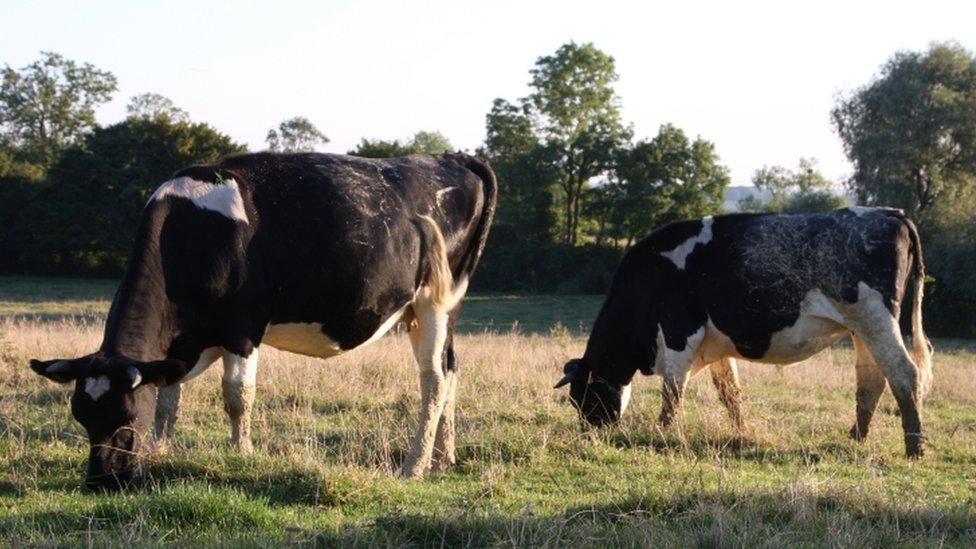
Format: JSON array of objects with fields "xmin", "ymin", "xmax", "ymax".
[
  {"xmin": 528, "ymin": 42, "xmax": 632, "ymax": 245},
  {"xmin": 3, "ymin": 116, "xmax": 243, "ymax": 275},
  {"xmin": 410, "ymin": 130, "xmax": 453, "ymax": 154},
  {"xmin": 610, "ymin": 125, "xmax": 729, "ymax": 244},
  {"xmin": 480, "ymin": 98, "xmax": 557, "ymax": 246},
  {"xmin": 834, "ymin": 42, "xmax": 976, "ymax": 335},
  {"xmin": 348, "ymin": 137, "xmax": 416, "ymax": 158},
  {"xmin": 750, "ymin": 158, "xmax": 847, "ymax": 213},
  {"xmin": 348, "ymin": 130, "xmax": 453, "ymax": 158},
  {"xmin": 0, "ymin": 52, "xmax": 117, "ymax": 168},
  {"xmin": 833, "ymin": 42, "xmax": 976, "ymax": 215},
  {"xmin": 126, "ymin": 93, "xmax": 189, "ymax": 123},
  {"xmin": 266, "ymin": 116, "xmax": 329, "ymax": 153}
]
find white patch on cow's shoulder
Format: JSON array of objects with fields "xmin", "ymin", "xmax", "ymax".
[
  {"xmin": 84, "ymin": 375, "xmax": 111, "ymax": 401},
  {"xmin": 661, "ymin": 217, "xmax": 713, "ymax": 269},
  {"xmin": 149, "ymin": 176, "xmax": 248, "ymax": 223},
  {"xmin": 653, "ymin": 324, "xmax": 706, "ymax": 374}
]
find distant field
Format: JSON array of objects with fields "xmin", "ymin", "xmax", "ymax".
[
  {"xmin": 1, "ymin": 276, "xmax": 974, "ymax": 546},
  {"xmin": 0, "ymin": 275, "xmax": 604, "ymax": 333}
]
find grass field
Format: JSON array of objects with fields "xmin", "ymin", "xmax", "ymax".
[{"xmin": 1, "ymin": 276, "xmax": 974, "ymax": 546}]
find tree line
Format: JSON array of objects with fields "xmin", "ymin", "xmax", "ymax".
[{"xmin": 1, "ymin": 43, "xmax": 974, "ymax": 336}]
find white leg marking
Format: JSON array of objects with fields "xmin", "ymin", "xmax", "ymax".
[
  {"xmin": 661, "ymin": 217, "xmax": 713, "ymax": 269},
  {"xmin": 401, "ymin": 301, "xmax": 450, "ymax": 478},
  {"xmin": 619, "ymin": 382, "xmax": 633, "ymax": 415},
  {"xmin": 654, "ymin": 324, "xmax": 705, "ymax": 426},
  {"xmin": 149, "ymin": 177, "xmax": 248, "ymax": 223},
  {"xmin": 222, "ymin": 348, "xmax": 259, "ymax": 453}
]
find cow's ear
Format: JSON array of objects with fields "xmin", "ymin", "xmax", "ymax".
[
  {"xmin": 554, "ymin": 358, "xmax": 584, "ymax": 389},
  {"xmin": 131, "ymin": 359, "xmax": 190, "ymax": 387},
  {"xmin": 30, "ymin": 358, "xmax": 91, "ymax": 384}
]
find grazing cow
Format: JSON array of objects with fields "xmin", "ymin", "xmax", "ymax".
[
  {"xmin": 30, "ymin": 152, "xmax": 496, "ymax": 490},
  {"xmin": 555, "ymin": 208, "xmax": 933, "ymax": 457}
]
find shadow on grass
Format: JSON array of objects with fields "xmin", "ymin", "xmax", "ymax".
[
  {"xmin": 140, "ymin": 457, "xmax": 364, "ymax": 508},
  {"xmin": 297, "ymin": 489, "xmax": 976, "ymax": 547}
]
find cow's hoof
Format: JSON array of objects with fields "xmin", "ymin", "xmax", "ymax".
[
  {"xmin": 905, "ymin": 434, "xmax": 925, "ymax": 459},
  {"xmin": 398, "ymin": 465, "xmax": 427, "ymax": 479},
  {"xmin": 849, "ymin": 425, "xmax": 868, "ymax": 441},
  {"xmin": 151, "ymin": 438, "xmax": 171, "ymax": 456},
  {"xmin": 430, "ymin": 456, "xmax": 455, "ymax": 473},
  {"xmin": 233, "ymin": 439, "xmax": 254, "ymax": 454}
]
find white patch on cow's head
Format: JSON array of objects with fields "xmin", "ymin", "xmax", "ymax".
[
  {"xmin": 84, "ymin": 375, "xmax": 112, "ymax": 401},
  {"xmin": 149, "ymin": 176, "xmax": 248, "ymax": 223},
  {"xmin": 661, "ymin": 217, "xmax": 713, "ymax": 270},
  {"xmin": 619, "ymin": 383, "xmax": 633, "ymax": 415}
]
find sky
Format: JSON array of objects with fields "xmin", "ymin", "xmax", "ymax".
[{"xmin": 2, "ymin": 0, "xmax": 974, "ymax": 185}]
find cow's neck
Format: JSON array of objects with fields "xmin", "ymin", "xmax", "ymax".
[
  {"xmin": 583, "ymin": 294, "xmax": 656, "ymax": 383},
  {"xmin": 100, "ymin": 219, "xmax": 175, "ymax": 361}
]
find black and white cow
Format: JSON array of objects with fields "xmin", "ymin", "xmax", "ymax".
[
  {"xmin": 555, "ymin": 207, "xmax": 933, "ymax": 457},
  {"xmin": 30, "ymin": 151, "xmax": 496, "ymax": 490}
]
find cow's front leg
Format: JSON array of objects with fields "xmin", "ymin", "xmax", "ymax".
[
  {"xmin": 221, "ymin": 347, "xmax": 259, "ymax": 453},
  {"xmin": 709, "ymin": 357, "xmax": 745, "ymax": 431},
  {"xmin": 154, "ymin": 347, "xmax": 221, "ymax": 453},
  {"xmin": 401, "ymin": 303, "xmax": 450, "ymax": 478},
  {"xmin": 153, "ymin": 384, "xmax": 182, "ymax": 454},
  {"xmin": 658, "ymin": 362, "xmax": 692, "ymax": 428}
]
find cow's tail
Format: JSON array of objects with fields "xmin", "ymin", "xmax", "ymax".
[
  {"xmin": 452, "ymin": 154, "xmax": 498, "ymax": 276},
  {"xmin": 418, "ymin": 214, "xmax": 454, "ymax": 311},
  {"xmin": 898, "ymin": 212, "xmax": 933, "ymax": 399}
]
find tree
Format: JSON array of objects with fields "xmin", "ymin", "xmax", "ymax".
[
  {"xmin": 832, "ymin": 42, "xmax": 976, "ymax": 215},
  {"xmin": 348, "ymin": 137, "xmax": 416, "ymax": 158},
  {"xmin": 19, "ymin": 116, "xmax": 244, "ymax": 274},
  {"xmin": 528, "ymin": 42, "xmax": 632, "ymax": 245},
  {"xmin": 410, "ymin": 130, "xmax": 452, "ymax": 154},
  {"xmin": 480, "ymin": 98, "xmax": 557, "ymax": 245},
  {"xmin": 751, "ymin": 158, "xmax": 846, "ymax": 213},
  {"xmin": 0, "ymin": 52, "xmax": 117, "ymax": 167},
  {"xmin": 613, "ymin": 124, "xmax": 729, "ymax": 246},
  {"xmin": 127, "ymin": 93, "xmax": 189, "ymax": 122},
  {"xmin": 266, "ymin": 116, "xmax": 329, "ymax": 152}
]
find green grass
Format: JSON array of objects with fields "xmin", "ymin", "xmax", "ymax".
[{"xmin": 1, "ymin": 276, "xmax": 975, "ymax": 546}]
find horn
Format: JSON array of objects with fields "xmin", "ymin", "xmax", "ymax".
[
  {"xmin": 46, "ymin": 360, "xmax": 71, "ymax": 373},
  {"xmin": 553, "ymin": 359, "xmax": 581, "ymax": 389},
  {"xmin": 127, "ymin": 365, "xmax": 143, "ymax": 389}
]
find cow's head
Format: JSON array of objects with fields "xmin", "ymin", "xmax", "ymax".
[
  {"xmin": 554, "ymin": 358, "xmax": 632, "ymax": 427},
  {"xmin": 30, "ymin": 355, "xmax": 189, "ymax": 492}
]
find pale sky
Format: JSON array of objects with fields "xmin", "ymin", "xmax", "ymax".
[{"xmin": 2, "ymin": 0, "xmax": 974, "ymax": 185}]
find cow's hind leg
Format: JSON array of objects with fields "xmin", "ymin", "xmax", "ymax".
[
  {"xmin": 709, "ymin": 357, "xmax": 745, "ymax": 431},
  {"xmin": 401, "ymin": 299, "xmax": 451, "ymax": 478},
  {"xmin": 432, "ymin": 308, "xmax": 462, "ymax": 472},
  {"xmin": 221, "ymin": 348, "xmax": 259, "ymax": 453},
  {"xmin": 847, "ymin": 287, "xmax": 925, "ymax": 458},
  {"xmin": 849, "ymin": 335, "xmax": 887, "ymax": 441},
  {"xmin": 432, "ymin": 354, "xmax": 458, "ymax": 472}
]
